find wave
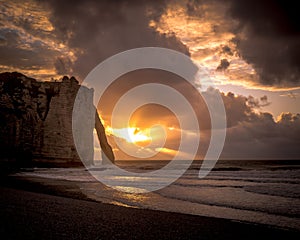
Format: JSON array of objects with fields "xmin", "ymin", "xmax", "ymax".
[{"xmin": 155, "ymin": 185, "xmax": 300, "ymax": 218}]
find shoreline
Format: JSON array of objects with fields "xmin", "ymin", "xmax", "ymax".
[{"xmin": 0, "ymin": 175, "xmax": 299, "ymax": 239}]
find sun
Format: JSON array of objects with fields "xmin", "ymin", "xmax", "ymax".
[
  {"xmin": 106, "ymin": 126, "xmax": 151, "ymax": 145},
  {"xmin": 126, "ymin": 127, "xmax": 151, "ymax": 143}
]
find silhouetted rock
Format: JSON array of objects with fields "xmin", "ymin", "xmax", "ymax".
[
  {"xmin": 0, "ymin": 72, "xmax": 114, "ymax": 167},
  {"xmin": 95, "ymin": 111, "xmax": 115, "ymax": 164}
]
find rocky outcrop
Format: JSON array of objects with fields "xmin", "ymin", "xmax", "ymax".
[
  {"xmin": 0, "ymin": 72, "xmax": 114, "ymax": 167},
  {"xmin": 95, "ymin": 111, "xmax": 114, "ymax": 164}
]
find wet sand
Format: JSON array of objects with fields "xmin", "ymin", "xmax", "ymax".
[{"xmin": 0, "ymin": 175, "xmax": 299, "ymax": 240}]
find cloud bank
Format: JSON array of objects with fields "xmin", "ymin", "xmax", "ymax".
[
  {"xmin": 227, "ymin": 0, "xmax": 300, "ymax": 87},
  {"xmin": 151, "ymin": 0, "xmax": 300, "ymax": 89},
  {"xmin": 41, "ymin": 0, "xmax": 190, "ymax": 80}
]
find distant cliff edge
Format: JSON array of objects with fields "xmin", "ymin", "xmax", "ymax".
[{"xmin": 0, "ymin": 72, "xmax": 114, "ymax": 167}]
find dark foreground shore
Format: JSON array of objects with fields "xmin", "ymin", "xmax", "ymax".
[{"xmin": 0, "ymin": 175, "xmax": 299, "ymax": 240}]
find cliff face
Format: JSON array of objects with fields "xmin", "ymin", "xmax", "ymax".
[{"xmin": 0, "ymin": 72, "xmax": 114, "ymax": 167}]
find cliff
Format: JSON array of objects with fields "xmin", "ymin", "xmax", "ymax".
[{"xmin": 0, "ymin": 72, "xmax": 114, "ymax": 167}]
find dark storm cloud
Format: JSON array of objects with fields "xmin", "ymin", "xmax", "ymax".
[
  {"xmin": 222, "ymin": 111, "xmax": 300, "ymax": 159},
  {"xmin": 183, "ymin": 0, "xmax": 300, "ymax": 88},
  {"xmin": 207, "ymin": 89, "xmax": 300, "ymax": 159},
  {"xmin": 54, "ymin": 57, "xmax": 72, "ymax": 75},
  {"xmin": 227, "ymin": 0, "xmax": 300, "ymax": 87},
  {"xmin": 216, "ymin": 59, "xmax": 230, "ymax": 71},
  {"xmin": 0, "ymin": 28, "xmax": 59, "ymax": 70},
  {"xmin": 220, "ymin": 45, "xmax": 233, "ymax": 56},
  {"xmin": 41, "ymin": 0, "xmax": 190, "ymax": 79},
  {"xmin": 246, "ymin": 95, "xmax": 271, "ymax": 108},
  {"xmin": 154, "ymin": 87, "xmax": 300, "ymax": 159},
  {"xmin": 260, "ymin": 95, "xmax": 270, "ymax": 106}
]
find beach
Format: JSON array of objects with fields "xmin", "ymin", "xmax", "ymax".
[
  {"xmin": 7, "ymin": 160, "xmax": 300, "ymax": 230},
  {"xmin": 1, "ymin": 1, "xmax": 299, "ymax": 239},
  {"xmin": 0, "ymin": 174, "xmax": 299, "ymax": 240}
]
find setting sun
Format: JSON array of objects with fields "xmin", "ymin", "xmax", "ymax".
[{"xmin": 106, "ymin": 126, "xmax": 151, "ymax": 144}]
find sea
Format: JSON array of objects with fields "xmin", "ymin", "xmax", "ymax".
[{"xmin": 15, "ymin": 160, "xmax": 300, "ymax": 231}]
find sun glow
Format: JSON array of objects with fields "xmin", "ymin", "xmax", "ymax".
[{"xmin": 106, "ymin": 126, "xmax": 151, "ymax": 144}]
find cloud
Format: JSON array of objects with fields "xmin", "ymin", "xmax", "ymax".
[
  {"xmin": 155, "ymin": 87, "xmax": 300, "ymax": 160},
  {"xmin": 41, "ymin": 0, "xmax": 190, "ymax": 80},
  {"xmin": 227, "ymin": 0, "xmax": 300, "ymax": 87},
  {"xmin": 211, "ymin": 88, "xmax": 300, "ymax": 159},
  {"xmin": 4, "ymin": 0, "xmax": 189, "ymax": 80},
  {"xmin": 280, "ymin": 92, "xmax": 299, "ymax": 99},
  {"xmin": 54, "ymin": 57, "xmax": 72, "ymax": 75},
  {"xmin": 216, "ymin": 59, "xmax": 230, "ymax": 71},
  {"xmin": 150, "ymin": 0, "xmax": 300, "ymax": 89},
  {"xmin": 246, "ymin": 95, "xmax": 271, "ymax": 108},
  {"xmin": 198, "ymin": 89, "xmax": 299, "ymax": 159},
  {"xmin": 3, "ymin": 0, "xmax": 299, "ymax": 89},
  {"xmin": 0, "ymin": 0, "xmax": 75, "ymax": 79},
  {"xmin": 222, "ymin": 111, "xmax": 300, "ymax": 159},
  {"xmin": 220, "ymin": 45, "xmax": 233, "ymax": 56}
]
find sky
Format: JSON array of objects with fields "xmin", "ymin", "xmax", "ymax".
[{"xmin": 0, "ymin": 0, "xmax": 299, "ymax": 160}]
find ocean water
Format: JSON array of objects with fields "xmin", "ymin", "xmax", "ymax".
[{"xmin": 15, "ymin": 160, "xmax": 300, "ymax": 230}]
